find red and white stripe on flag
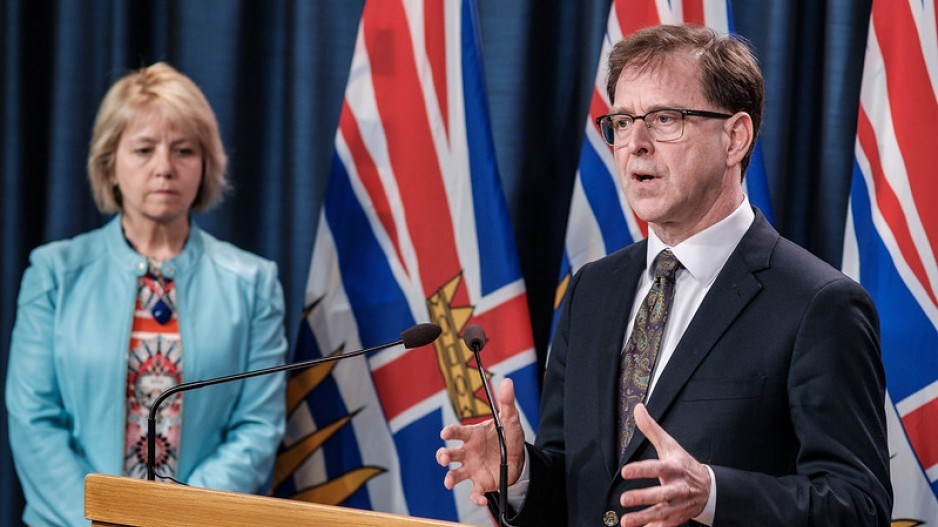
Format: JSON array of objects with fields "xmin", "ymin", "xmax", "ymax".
[
  {"xmin": 273, "ymin": 1, "xmax": 540, "ymax": 525},
  {"xmin": 843, "ymin": 0, "xmax": 938, "ymax": 523}
]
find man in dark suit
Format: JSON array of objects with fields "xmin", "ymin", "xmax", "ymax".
[{"xmin": 437, "ymin": 24, "xmax": 891, "ymax": 526}]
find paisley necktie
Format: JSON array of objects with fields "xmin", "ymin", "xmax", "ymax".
[{"xmin": 618, "ymin": 249, "xmax": 682, "ymax": 454}]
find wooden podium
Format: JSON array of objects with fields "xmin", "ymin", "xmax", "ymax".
[{"xmin": 85, "ymin": 474, "xmax": 466, "ymax": 526}]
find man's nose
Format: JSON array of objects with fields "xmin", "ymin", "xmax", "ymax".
[{"xmin": 625, "ymin": 119, "xmax": 654, "ymax": 155}]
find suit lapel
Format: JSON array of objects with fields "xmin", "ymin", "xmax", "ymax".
[
  {"xmin": 594, "ymin": 242, "xmax": 647, "ymax": 479},
  {"xmin": 620, "ymin": 212, "xmax": 777, "ymax": 465}
]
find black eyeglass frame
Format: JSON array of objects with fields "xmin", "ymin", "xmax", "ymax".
[{"xmin": 594, "ymin": 108, "xmax": 734, "ymax": 145}]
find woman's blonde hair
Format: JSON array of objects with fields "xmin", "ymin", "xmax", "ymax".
[{"xmin": 87, "ymin": 62, "xmax": 229, "ymax": 213}]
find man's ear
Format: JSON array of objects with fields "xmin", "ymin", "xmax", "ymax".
[{"xmin": 725, "ymin": 112, "xmax": 754, "ymax": 168}]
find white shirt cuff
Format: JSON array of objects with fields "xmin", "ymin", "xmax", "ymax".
[
  {"xmin": 693, "ymin": 464, "xmax": 717, "ymax": 526},
  {"xmin": 505, "ymin": 449, "xmax": 530, "ymax": 510}
]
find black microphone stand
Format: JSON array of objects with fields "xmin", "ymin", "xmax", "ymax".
[
  {"xmin": 146, "ymin": 323, "xmax": 441, "ymax": 481},
  {"xmin": 465, "ymin": 325, "xmax": 517, "ymax": 527}
]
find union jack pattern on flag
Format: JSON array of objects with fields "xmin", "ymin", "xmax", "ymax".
[
  {"xmin": 555, "ymin": 0, "xmax": 773, "ymax": 316},
  {"xmin": 842, "ymin": 0, "xmax": 938, "ymax": 523},
  {"xmin": 272, "ymin": 0, "xmax": 540, "ymax": 525}
]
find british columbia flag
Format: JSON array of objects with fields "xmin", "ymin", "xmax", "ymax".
[
  {"xmin": 842, "ymin": 0, "xmax": 938, "ymax": 523},
  {"xmin": 555, "ymin": 0, "xmax": 773, "ymax": 315},
  {"xmin": 272, "ymin": 0, "xmax": 540, "ymax": 525}
]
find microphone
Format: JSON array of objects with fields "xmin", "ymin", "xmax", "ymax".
[
  {"xmin": 146, "ymin": 322, "xmax": 442, "ymax": 481},
  {"xmin": 463, "ymin": 324, "xmax": 515, "ymax": 527}
]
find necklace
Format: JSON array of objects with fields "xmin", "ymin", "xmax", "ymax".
[
  {"xmin": 122, "ymin": 230, "xmax": 179, "ymax": 325},
  {"xmin": 143, "ymin": 262, "xmax": 174, "ymax": 325}
]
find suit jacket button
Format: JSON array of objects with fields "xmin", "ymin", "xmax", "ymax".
[{"xmin": 603, "ymin": 510, "xmax": 618, "ymax": 526}]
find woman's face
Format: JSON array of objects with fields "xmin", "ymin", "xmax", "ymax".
[{"xmin": 110, "ymin": 105, "xmax": 203, "ymax": 228}]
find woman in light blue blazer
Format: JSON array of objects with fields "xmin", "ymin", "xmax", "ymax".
[{"xmin": 6, "ymin": 63, "xmax": 287, "ymax": 527}]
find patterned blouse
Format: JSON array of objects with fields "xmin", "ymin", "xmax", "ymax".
[{"xmin": 123, "ymin": 264, "xmax": 183, "ymax": 480}]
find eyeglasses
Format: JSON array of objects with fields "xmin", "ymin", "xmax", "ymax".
[{"xmin": 595, "ymin": 108, "xmax": 734, "ymax": 145}]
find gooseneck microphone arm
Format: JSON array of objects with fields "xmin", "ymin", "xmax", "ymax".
[
  {"xmin": 146, "ymin": 322, "xmax": 442, "ymax": 481},
  {"xmin": 463, "ymin": 324, "xmax": 516, "ymax": 527}
]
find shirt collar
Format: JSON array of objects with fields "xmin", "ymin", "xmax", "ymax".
[{"xmin": 646, "ymin": 197, "xmax": 755, "ymax": 286}]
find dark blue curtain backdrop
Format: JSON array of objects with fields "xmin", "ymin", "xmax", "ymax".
[{"xmin": 1, "ymin": 1, "xmax": 870, "ymax": 522}]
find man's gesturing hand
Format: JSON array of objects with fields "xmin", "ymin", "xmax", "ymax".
[
  {"xmin": 436, "ymin": 378, "xmax": 526, "ymax": 506},
  {"xmin": 619, "ymin": 404, "xmax": 711, "ymax": 527}
]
